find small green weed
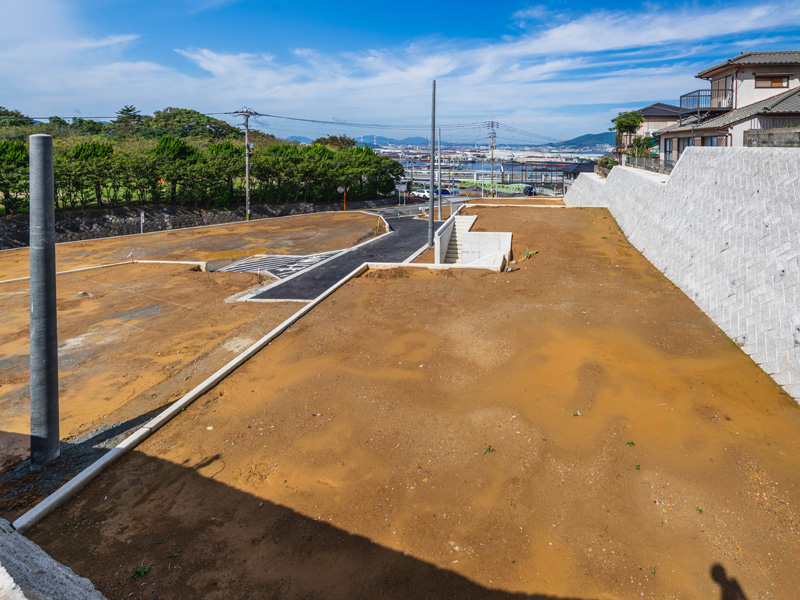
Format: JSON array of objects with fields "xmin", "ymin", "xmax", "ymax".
[
  {"xmin": 696, "ymin": 506, "xmax": 703, "ymax": 513},
  {"xmin": 634, "ymin": 464, "xmax": 641, "ymax": 470},
  {"xmin": 483, "ymin": 444, "xmax": 496, "ymax": 455},
  {"xmin": 626, "ymin": 441, "xmax": 635, "ymax": 447},
  {"xmin": 130, "ymin": 564, "xmax": 153, "ymax": 579},
  {"xmin": 168, "ymin": 550, "xmax": 181, "ymax": 558}
]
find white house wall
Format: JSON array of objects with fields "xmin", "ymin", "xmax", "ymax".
[{"xmin": 564, "ymin": 147, "xmax": 800, "ymax": 401}]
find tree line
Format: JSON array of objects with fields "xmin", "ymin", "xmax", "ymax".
[{"xmin": 0, "ymin": 106, "xmax": 403, "ymax": 215}]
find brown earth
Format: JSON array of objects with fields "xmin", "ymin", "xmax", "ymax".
[
  {"xmin": 465, "ymin": 196, "xmax": 565, "ymax": 206},
  {"xmin": 21, "ymin": 206, "xmax": 800, "ymax": 599},
  {"xmin": 0, "ymin": 211, "xmax": 385, "ymax": 282},
  {"xmin": 0, "ymin": 212, "xmax": 383, "ymax": 481}
]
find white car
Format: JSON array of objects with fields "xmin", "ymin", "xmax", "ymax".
[{"xmin": 411, "ymin": 189, "xmax": 430, "ymax": 199}]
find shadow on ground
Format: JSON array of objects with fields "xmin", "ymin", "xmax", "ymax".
[
  {"xmin": 26, "ymin": 450, "xmax": 610, "ymax": 600},
  {"xmin": 0, "ymin": 405, "xmax": 168, "ymax": 519}
]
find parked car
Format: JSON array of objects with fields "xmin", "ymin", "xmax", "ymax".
[
  {"xmin": 522, "ymin": 185, "xmax": 536, "ymax": 196},
  {"xmin": 411, "ymin": 189, "xmax": 430, "ymax": 199}
]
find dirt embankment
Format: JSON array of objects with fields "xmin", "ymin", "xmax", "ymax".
[
  {"xmin": 20, "ymin": 206, "xmax": 800, "ymax": 599},
  {"xmin": 0, "ymin": 211, "xmax": 385, "ymax": 281}
]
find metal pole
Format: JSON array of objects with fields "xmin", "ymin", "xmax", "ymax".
[
  {"xmin": 437, "ymin": 126, "xmax": 442, "ymax": 220},
  {"xmin": 428, "ymin": 80, "xmax": 435, "ymax": 247},
  {"xmin": 29, "ymin": 134, "xmax": 60, "ymax": 469},
  {"xmin": 244, "ymin": 110, "xmax": 251, "ymax": 221},
  {"xmin": 490, "ymin": 124, "xmax": 495, "ymax": 197}
]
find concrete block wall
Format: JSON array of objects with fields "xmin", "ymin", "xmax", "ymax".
[
  {"xmin": 565, "ymin": 147, "xmax": 800, "ymax": 401},
  {"xmin": 434, "ymin": 216, "xmax": 456, "ymax": 265},
  {"xmin": 461, "ymin": 232, "xmax": 513, "ymax": 265}
]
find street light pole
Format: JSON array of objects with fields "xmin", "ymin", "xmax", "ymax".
[{"xmin": 428, "ymin": 80, "xmax": 436, "ymax": 248}]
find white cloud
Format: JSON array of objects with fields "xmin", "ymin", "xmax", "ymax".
[{"xmin": 2, "ymin": 1, "xmax": 800, "ymax": 137}]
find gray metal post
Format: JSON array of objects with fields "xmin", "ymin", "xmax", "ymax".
[
  {"xmin": 437, "ymin": 127, "xmax": 442, "ymax": 220},
  {"xmin": 29, "ymin": 134, "xmax": 60, "ymax": 469},
  {"xmin": 244, "ymin": 110, "xmax": 251, "ymax": 221},
  {"xmin": 428, "ymin": 80, "xmax": 436, "ymax": 247}
]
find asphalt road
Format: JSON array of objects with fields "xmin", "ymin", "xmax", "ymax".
[{"xmin": 250, "ymin": 216, "xmax": 440, "ymax": 301}]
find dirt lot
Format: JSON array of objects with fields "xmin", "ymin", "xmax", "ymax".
[
  {"xmin": 0, "ymin": 212, "xmax": 383, "ymax": 499},
  {"xmin": 465, "ymin": 196, "xmax": 565, "ymax": 206},
  {"xmin": 0, "ymin": 211, "xmax": 384, "ymax": 282},
  {"xmin": 21, "ymin": 206, "xmax": 800, "ymax": 599}
]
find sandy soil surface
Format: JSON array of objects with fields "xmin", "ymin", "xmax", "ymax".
[
  {"xmin": 0, "ymin": 265, "xmax": 298, "ymax": 480},
  {"xmin": 24, "ymin": 206, "xmax": 800, "ymax": 599},
  {"xmin": 0, "ymin": 212, "xmax": 383, "ymax": 499},
  {"xmin": 0, "ymin": 212, "xmax": 384, "ymax": 282},
  {"xmin": 466, "ymin": 196, "xmax": 565, "ymax": 206}
]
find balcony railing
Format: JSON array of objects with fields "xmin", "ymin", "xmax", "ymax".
[{"xmin": 680, "ymin": 88, "xmax": 733, "ymax": 111}]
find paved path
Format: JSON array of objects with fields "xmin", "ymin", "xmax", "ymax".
[
  {"xmin": 219, "ymin": 251, "xmax": 342, "ymax": 279},
  {"xmin": 250, "ymin": 216, "xmax": 438, "ymax": 301}
]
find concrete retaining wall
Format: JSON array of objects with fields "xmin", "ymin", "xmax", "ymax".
[
  {"xmin": 461, "ymin": 231, "xmax": 513, "ymax": 266},
  {"xmin": 744, "ymin": 127, "xmax": 800, "ymax": 148},
  {"xmin": 565, "ymin": 147, "xmax": 800, "ymax": 400},
  {"xmin": 0, "ymin": 197, "xmax": 399, "ymax": 250},
  {"xmin": 434, "ymin": 216, "xmax": 456, "ymax": 265}
]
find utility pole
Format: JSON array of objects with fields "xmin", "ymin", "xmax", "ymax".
[
  {"xmin": 230, "ymin": 107, "xmax": 262, "ymax": 221},
  {"xmin": 29, "ymin": 135, "xmax": 60, "ymax": 469},
  {"xmin": 489, "ymin": 121, "xmax": 496, "ymax": 197},
  {"xmin": 428, "ymin": 80, "xmax": 435, "ymax": 248},
  {"xmin": 243, "ymin": 109, "xmax": 252, "ymax": 220},
  {"xmin": 437, "ymin": 126, "xmax": 442, "ymax": 220}
]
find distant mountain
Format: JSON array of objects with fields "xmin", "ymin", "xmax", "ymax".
[
  {"xmin": 286, "ymin": 136, "xmax": 313, "ymax": 144},
  {"xmin": 553, "ymin": 132, "xmax": 615, "ymax": 146}
]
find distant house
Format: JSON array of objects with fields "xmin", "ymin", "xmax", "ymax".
[
  {"xmin": 615, "ymin": 103, "xmax": 681, "ymax": 158},
  {"xmin": 658, "ymin": 51, "xmax": 800, "ymax": 161}
]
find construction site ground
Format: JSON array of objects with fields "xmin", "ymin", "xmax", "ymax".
[
  {"xmin": 8, "ymin": 206, "xmax": 800, "ymax": 599},
  {"xmin": 0, "ymin": 211, "xmax": 384, "ymax": 282},
  {"xmin": 0, "ymin": 212, "xmax": 384, "ymax": 487}
]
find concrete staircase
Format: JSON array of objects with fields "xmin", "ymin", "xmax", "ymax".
[{"xmin": 444, "ymin": 216, "xmax": 474, "ymax": 264}]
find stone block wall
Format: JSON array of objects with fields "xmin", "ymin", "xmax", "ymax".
[
  {"xmin": 565, "ymin": 147, "xmax": 800, "ymax": 401},
  {"xmin": 0, "ymin": 197, "xmax": 399, "ymax": 249},
  {"xmin": 744, "ymin": 127, "xmax": 800, "ymax": 148}
]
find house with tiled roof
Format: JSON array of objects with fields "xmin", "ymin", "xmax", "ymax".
[
  {"xmin": 659, "ymin": 51, "xmax": 800, "ymax": 161},
  {"xmin": 614, "ymin": 102, "xmax": 682, "ymax": 158}
]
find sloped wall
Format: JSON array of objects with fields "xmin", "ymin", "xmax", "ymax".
[{"xmin": 565, "ymin": 147, "xmax": 800, "ymax": 400}]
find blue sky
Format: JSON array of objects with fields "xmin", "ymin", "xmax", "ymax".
[{"xmin": 2, "ymin": 0, "xmax": 800, "ymax": 142}]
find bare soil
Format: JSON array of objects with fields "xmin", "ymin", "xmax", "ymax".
[
  {"xmin": 0, "ymin": 212, "xmax": 383, "ymax": 494},
  {"xmin": 465, "ymin": 196, "xmax": 565, "ymax": 206},
  {"xmin": 0, "ymin": 211, "xmax": 385, "ymax": 282},
  {"xmin": 21, "ymin": 206, "xmax": 800, "ymax": 599}
]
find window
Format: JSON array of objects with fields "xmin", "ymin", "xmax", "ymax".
[{"xmin": 755, "ymin": 76, "xmax": 789, "ymax": 88}]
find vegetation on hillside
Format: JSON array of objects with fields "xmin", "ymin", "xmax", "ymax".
[{"xmin": 0, "ymin": 107, "xmax": 403, "ymax": 215}]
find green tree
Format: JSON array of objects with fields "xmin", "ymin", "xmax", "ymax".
[
  {"xmin": 609, "ymin": 111, "xmax": 645, "ymax": 136},
  {"xmin": 629, "ymin": 135, "xmax": 653, "ymax": 158},
  {"xmin": 70, "ymin": 118, "xmax": 106, "ymax": 135},
  {"xmin": 312, "ymin": 134, "xmax": 357, "ymax": 150},
  {"xmin": 71, "ymin": 141, "xmax": 114, "ymax": 207},
  {"xmin": 0, "ymin": 140, "xmax": 29, "ymax": 214},
  {"xmin": 48, "ymin": 116, "xmax": 70, "ymax": 134},
  {"xmin": 0, "ymin": 107, "xmax": 33, "ymax": 127},
  {"xmin": 110, "ymin": 105, "xmax": 151, "ymax": 136},
  {"xmin": 150, "ymin": 107, "xmax": 240, "ymax": 139}
]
